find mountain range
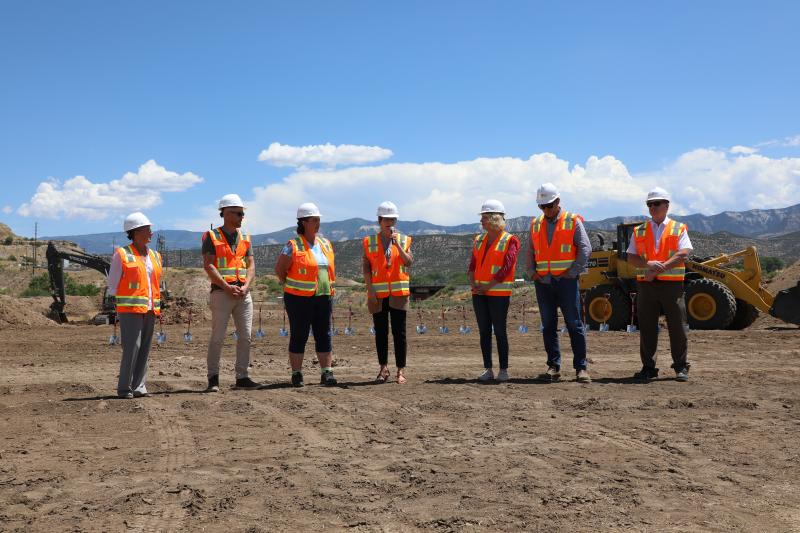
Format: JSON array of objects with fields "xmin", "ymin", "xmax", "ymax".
[{"xmin": 41, "ymin": 203, "xmax": 800, "ymax": 254}]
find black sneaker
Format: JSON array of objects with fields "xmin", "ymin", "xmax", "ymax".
[
  {"xmin": 633, "ymin": 367, "xmax": 659, "ymax": 381},
  {"xmin": 207, "ymin": 375, "xmax": 220, "ymax": 392},
  {"xmin": 320, "ymin": 371, "xmax": 337, "ymax": 387},
  {"xmin": 675, "ymin": 368, "xmax": 689, "ymax": 382},
  {"xmin": 234, "ymin": 377, "xmax": 262, "ymax": 390},
  {"xmin": 291, "ymin": 372, "xmax": 304, "ymax": 388}
]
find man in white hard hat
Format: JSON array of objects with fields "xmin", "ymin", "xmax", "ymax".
[
  {"xmin": 202, "ymin": 194, "xmax": 261, "ymax": 391},
  {"xmin": 527, "ymin": 183, "xmax": 592, "ymax": 383},
  {"xmin": 107, "ymin": 212, "xmax": 163, "ymax": 398},
  {"xmin": 625, "ymin": 187, "xmax": 693, "ymax": 382},
  {"xmin": 363, "ymin": 201, "xmax": 414, "ymax": 384}
]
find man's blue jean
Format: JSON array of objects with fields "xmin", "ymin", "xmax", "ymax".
[{"xmin": 534, "ymin": 277, "xmax": 587, "ymax": 371}]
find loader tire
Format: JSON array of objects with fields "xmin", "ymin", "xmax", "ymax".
[
  {"xmin": 684, "ymin": 278, "xmax": 736, "ymax": 330},
  {"xmin": 727, "ymin": 299, "xmax": 759, "ymax": 330},
  {"xmin": 584, "ymin": 285, "xmax": 631, "ymax": 331}
]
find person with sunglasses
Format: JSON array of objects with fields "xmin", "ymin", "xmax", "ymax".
[
  {"xmin": 202, "ymin": 193, "xmax": 262, "ymax": 392},
  {"xmin": 363, "ymin": 201, "xmax": 414, "ymax": 384},
  {"xmin": 107, "ymin": 212, "xmax": 163, "ymax": 398},
  {"xmin": 469, "ymin": 199, "xmax": 520, "ymax": 382},
  {"xmin": 625, "ymin": 187, "xmax": 693, "ymax": 382},
  {"xmin": 527, "ymin": 183, "xmax": 592, "ymax": 383},
  {"xmin": 275, "ymin": 202, "xmax": 338, "ymax": 388}
]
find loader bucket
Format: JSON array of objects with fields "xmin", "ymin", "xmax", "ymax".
[{"xmin": 770, "ymin": 281, "xmax": 800, "ymax": 326}]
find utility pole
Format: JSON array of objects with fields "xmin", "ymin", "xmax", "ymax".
[{"xmin": 32, "ymin": 222, "xmax": 37, "ymax": 276}]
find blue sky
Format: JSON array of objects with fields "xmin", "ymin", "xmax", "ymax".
[{"xmin": 2, "ymin": 1, "xmax": 799, "ymax": 237}]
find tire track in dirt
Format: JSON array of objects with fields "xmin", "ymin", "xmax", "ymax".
[
  {"xmin": 291, "ymin": 392, "xmax": 365, "ymax": 450},
  {"xmin": 128, "ymin": 403, "xmax": 196, "ymax": 533},
  {"xmin": 250, "ymin": 397, "xmax": 334, "ymax": 449}
]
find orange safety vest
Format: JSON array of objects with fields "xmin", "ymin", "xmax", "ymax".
[
  {"xmin": 632, "ymin": 219, "xmax": 687, "ymax": 282},
  {"xmin": 530, "ymin": 210, "xmax": 582, "ymax": 277},
  {"xmin": 284, "ymin": 235, "xmax": 336, "ymax": 297},
  {"xmin": 363, "ymin": 233, "xmax": 412, "ymax": 297},
  {"xmin": 115, "ymin": 245, "xmax": 162, "ymax": 315},
  {"xmin": 472, "ymin": 231, "xmax": 518, "ymax": 296},
  {"xmin": 203, "ymin": 227, "xmax": 251, "ymax": 284}
]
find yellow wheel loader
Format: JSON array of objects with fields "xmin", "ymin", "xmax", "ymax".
[{"xmin": 580, "ymin": 223, "xmax": 800, "ymax": 330}]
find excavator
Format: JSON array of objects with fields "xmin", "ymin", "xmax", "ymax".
[
  {"xmin": 46, "ymin": 242, "xmax": 169, "ymax": 324},
  {"xmin": 580, "ymin": 223, "xmax": 800, "ymax": 330}
]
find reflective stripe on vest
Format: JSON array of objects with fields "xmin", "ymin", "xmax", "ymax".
[
  {"xmin": 206, "ymin": 228, "xmax": 250, "ymax": 283},
  {"xmin": 472, "ymin": 231, "xmax": 517, "ymax": 296},
  {"xmin": 364, "ymin": 232, "xmax": 412, "ymax": 297},
  {"xmin": 284, "ymin": 235, "xmax": 336, "ymax": 296},
  {"xmin": 633, "ymin": 220, "xmax": 687, "ymax": 282},
  {"xmin": 530, "ymin": 211, "xmax": 580, "ymax": 277},
  {"xmin": 115, "ymin": 245, "xmax": 162, "ymax": 315}
]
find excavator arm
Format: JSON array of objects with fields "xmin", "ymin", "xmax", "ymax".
[{"xmin": 46, "ymin": 242, "xmax": 115, "ymax": 324}]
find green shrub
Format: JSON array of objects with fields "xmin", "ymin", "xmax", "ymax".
[
  {"xmin": 256, "ymin": 276, "xmax": 283, "ymax": 295},
  {"xmin": 21, "ymin": 272, "xmax": 100, "ymax": 297},
  {"xmin": 3, "ymin": 236, "xmax": 12, "ymax": 245},
  {"xmin": 761, "ymin": 256, "xmax": 784, "ymax": 274},
  {"xmin": 21, "ymin": 273, "xmax": 50, "ymax": 297}
]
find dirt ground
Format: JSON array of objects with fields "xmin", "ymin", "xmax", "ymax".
[{"xmin": 1, "ymin": 303, "xmax": 800, "ymax": 533}]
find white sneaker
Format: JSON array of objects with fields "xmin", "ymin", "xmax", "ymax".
[
  {"xmin": 497, "ymin": 369, "xmax": 509, "ymax": 382},
  {"xmin": 477, "ymin": 369, "xmax": 495, "ymax": 382}
]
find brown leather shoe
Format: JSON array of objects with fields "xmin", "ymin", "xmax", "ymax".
[{"xmin": 538, "ymin": 367, "xmax": 561, "ymax": 383}]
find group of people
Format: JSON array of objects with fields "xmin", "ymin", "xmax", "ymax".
[{"xmin": 109, "ymin": 184, "xmax": 693, "ymax": 399}]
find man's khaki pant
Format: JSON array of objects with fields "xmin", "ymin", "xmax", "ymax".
[{"xmin": 207, "ymin": 290, "xmax": 252, "ymax": 379}]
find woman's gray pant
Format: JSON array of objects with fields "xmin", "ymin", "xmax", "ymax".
[{"xmin": 117, "ymin": 312, "xmax": 156, "ymax": 396}]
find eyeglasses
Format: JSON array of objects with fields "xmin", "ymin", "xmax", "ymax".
[
  {"xmin": 538, "ymin": 201, "xmax": 556, "ymax": 210},
  {"xmin": 646, "ymin": 201, "xmax": 666, "ymax": 208},
  {"xmin": 228, "ymin": 211, "xmax": 245, "ymax": 217}
]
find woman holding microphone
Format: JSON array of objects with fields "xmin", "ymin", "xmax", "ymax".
[
  {"xmin": 363, "ymin": 201, "xmax": 414, "ymax": 384},
  {"xmin": 468, "ymin": 200, "xmax": 520, "ymax": 382},
  {"xmin": 275, "ymin": 203, "xmax": 338, "ymax": 387},
  {"xmin": 107, "ymin": 212, "xmax": 163, "ymax": 399}
]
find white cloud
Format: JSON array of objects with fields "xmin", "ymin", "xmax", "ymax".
[
  {"xmin": 1, "ymin": 205, "xmax": 12, "ymax": 215},
  {"xmin": 229, "ymin": 147, "xmax": 800, "ymax": 233},
  {"xmin": 755, "ymin": 134, "xmax": 800, "ymax": 149},
  {"xmin": 258, "ymin": 142, "xmax": 393, "ymax": 168},
  {"xmin": 730, "ymin": 145, "xmax": 757, "ymax": 155},
  {"xmin": 785, "ymin": 135, "xmax": 800, "ymax": 147},
  {"xmin": 640, "ymin": 148, "xmax": 800, "ymax": 215},
  {"xmin": 226, "ymin": 152, "xmax": 648, "ymax": 233},
  {"xmin": 18, "ymin": 160, "xmax": 202, "ymax": 220}
]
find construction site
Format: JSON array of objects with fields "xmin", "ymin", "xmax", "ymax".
[{"xmin": 1, "ymin": 220, "xmax": 800, "ymax": 532}]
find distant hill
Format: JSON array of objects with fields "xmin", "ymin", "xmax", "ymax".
[
  {"xmin": 39, "ymin": 202, "xmax": 800, "ymax": 254},
  {"xmin": 158, "ymin": 229, "xmax": 800, "ymax": 281}
]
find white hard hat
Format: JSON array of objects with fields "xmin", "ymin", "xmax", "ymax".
[
  {"xmin": 218, "ymin": 193, "xmax": 245, "ymax": 210},
  {"xmin": 646, "ymin": 187, "xmax": 671, "ymax": 203},
  {"xmin": 123, "ymin": 212, "xmax": 151, "ymax": 232},
  {"xmin": 297, "ymin": 202, "xmax": 322, "ymax": 218},
  {"xmin": 376, "ymin": 201, "xmax": 399, "ymax": 218},
  {"xmin": 536, "ymin": 183, "xmax": 560, "ymax": 205},
  {"xmin": 479, "ymin": 199, "xmax": 506, "ymax": 215}
]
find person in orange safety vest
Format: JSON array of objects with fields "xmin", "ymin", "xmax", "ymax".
[
  {"xmin": 363, "ymin": 201, "xmax": 414, "ymax": 384},
  {"xmin": 626, "ymin": 187, "xmax": 693, "ymax": 382},
  {"xmin": 527, "ymin": 183, "xmax": 592, "ymax": 384},
  {"xmin": 106, "ymin": 212, "xmax": 162, "ymax": 399},
  {"xmin": 468, "ymin": 199, "xmax": 520, "ymax": 383}
]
